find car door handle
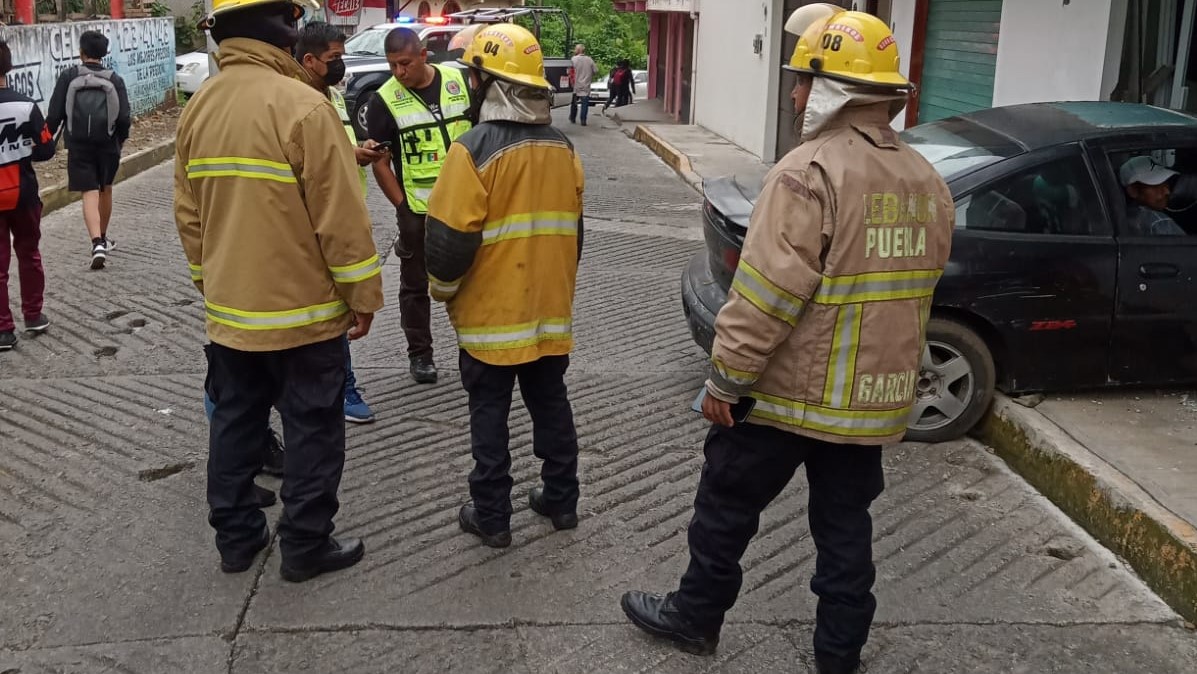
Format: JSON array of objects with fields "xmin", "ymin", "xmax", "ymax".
[{"xmin": 1139, "ymin": 263, "xmax": 1180, "ymax": 279}]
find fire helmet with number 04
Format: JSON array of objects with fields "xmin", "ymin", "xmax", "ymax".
[
  {"xmin": 784, "ymin": 7, "xmax": 910, "ymax": 89},
  {"xmin": 459, "ymin": 23, "xmax": 552, "ymax": 91}
]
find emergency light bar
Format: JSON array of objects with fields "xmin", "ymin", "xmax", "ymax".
[
  {"xmin": 425, "ymin": 16, "xmax": 450, "ymax": 24},
  {"xmin": 395, "ymin": 15, "xmax": 414, "ymax": 22}
]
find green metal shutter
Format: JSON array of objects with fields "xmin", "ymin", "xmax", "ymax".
[{"xmin": 919, "ymin": 0, "xmax": 1003, "ymax": 122}]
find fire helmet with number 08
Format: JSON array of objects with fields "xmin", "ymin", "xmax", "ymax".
[
  {"xmin": 459, "ymin": 23, "xmax": 552, "ymax": 91},
  {"xmin": 784, "ymin": 6, "xmax": 910, "ymax": 89}
]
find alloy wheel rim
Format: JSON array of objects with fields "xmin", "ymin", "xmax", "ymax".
[{"xmin": 910, "ymin": 340, "xmax": 975, "ymax": 432}]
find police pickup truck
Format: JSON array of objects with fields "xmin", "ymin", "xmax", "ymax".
[{"xmin": 342, "ymin": 7, "xmax": 576, "ymax": 138}]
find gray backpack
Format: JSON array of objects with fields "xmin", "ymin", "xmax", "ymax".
[{"xmin": 65, "ymin": 67, "xmax": 119, "ymax": 144}]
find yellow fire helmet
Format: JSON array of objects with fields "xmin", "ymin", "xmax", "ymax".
[
  {"xmin": 784, "ymin": 2, "xmax": 841, "ymax": 73},
  {"xmin": 447, "ymin": 23, "xmax": 484, "ymax": 53},
  {"xmin": 459, "ymin": 23, "xmax": 551, "ymax": 91},
  {"xmin": 198, "ymin": 0, "xmax": 320, "ymax": 31},
  {"xmin": 785, "ymin": 8, "xmax": 910, "ymax": 89}
]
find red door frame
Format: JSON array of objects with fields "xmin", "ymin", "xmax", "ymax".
[{"xmin": 904, "ymin": 0, "xmax": 930, "ymax": 128}]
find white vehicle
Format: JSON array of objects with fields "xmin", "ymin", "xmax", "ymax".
[
  {"xmin": 589, "ymin": 69, "xmax": 647, "ymax": 106},
  {"xmin": 176, "ymin": 51, "xmax": 210, "ymax": 95}
]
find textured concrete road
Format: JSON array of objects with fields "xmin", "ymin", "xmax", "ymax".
[{"xmin": 3, "ymin": 110, "xmax": 1197, "ymax": 673}]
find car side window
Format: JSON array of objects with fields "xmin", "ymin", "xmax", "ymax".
[
  {"xmin": 424, "ymin": 31, "xmax": 454, "ymax": 63},
  {"xmin": 1108, "ymin": 147, "xmax": 1197, "ymax": 236},
  {"xmin": 957, "ymin": 155, "xmax": 1105, "ymax": 236}
]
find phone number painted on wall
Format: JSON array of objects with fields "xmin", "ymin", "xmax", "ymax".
[{"xmin": 0, "ymin": 18, "xmax": 176, "ymax": 118}]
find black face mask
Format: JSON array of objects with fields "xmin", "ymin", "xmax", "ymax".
[{"xmin": 323, "ymin": 58, "xmax": 346, "ymax": 87}]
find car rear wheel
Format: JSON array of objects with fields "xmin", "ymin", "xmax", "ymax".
[
  {"xmin": 353, "ymin": 90, "xmax": 376, "ymax": 141},
  {"xmin": 904, "ymin": 318, "xmax": 996, "ymax": 444}
]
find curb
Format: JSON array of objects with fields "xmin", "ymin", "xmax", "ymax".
[
  {"xmin": 39, "ymin": 138, "xmax": 176, "ymax": 215},
  {"xmin": 976, "ymin": 394, "xmax": 1197, "ymax": 623},
  {"xmin": 631, "ymin": 124, "xmax": 704, "ymax": 194}
]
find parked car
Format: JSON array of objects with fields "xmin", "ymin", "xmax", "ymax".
[
  {"xmin": 590, "ymin": 69, "xmax": 648, "ymax": 106},
  {"xmin": 343, "ymin": 8, "xmax": 576, "ymax": 138},
  {"xmin": 682, "ymin": 101, "xmax": 1197, "ymax": 443},
  {"xmin": 175, "ymin": 50, "xmax": 210, "ymax": 95}
]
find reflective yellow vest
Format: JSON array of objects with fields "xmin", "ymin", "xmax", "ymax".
[
  {"xmin": 329, "ymin": 87, "xmax": 368, "ymax": 196},
  {"xmin": 377, "ymin": 64, "xmax": 471, "ymax": 214}
]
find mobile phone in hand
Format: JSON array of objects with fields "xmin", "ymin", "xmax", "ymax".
[{"xmin": 691, "ymin": 389, "xmax": 756, "ymax": 423}]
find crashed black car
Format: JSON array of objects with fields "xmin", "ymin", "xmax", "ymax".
[{"xmin": 682, "ymin": 102, "xmax": 1197, "ymax": 443}]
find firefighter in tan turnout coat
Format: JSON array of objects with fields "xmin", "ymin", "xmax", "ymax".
[{"xmin": 620, "ymin": 8, "xmax": 954, "ymax": 674}]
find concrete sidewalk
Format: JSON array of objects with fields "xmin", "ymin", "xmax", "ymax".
[{"xmin": 627, "ymin": 119, "xmax": 1197, "ymax": 624}]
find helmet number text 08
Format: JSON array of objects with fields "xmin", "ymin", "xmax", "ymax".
[{"xmin": 821, "ymin": 34, "xmax": 843, "ymax": 51}]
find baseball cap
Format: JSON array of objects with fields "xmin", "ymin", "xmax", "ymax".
[{"xmin": 1119, "ymin": 156, "xmax": 1178, "ymax": 187}]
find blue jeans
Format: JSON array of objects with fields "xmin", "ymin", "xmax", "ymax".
[
  {"xmin": 569, "ymin": 94, "xmax": 590, "ymax": 124},
  {"xmin": 204, "ymin": 336, "xmax": 355, "ymax": 422}
]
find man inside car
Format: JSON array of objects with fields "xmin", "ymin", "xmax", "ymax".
[{"xmin": 1120, "ymin": 155, "xmax": 1186, "ymax": 236}]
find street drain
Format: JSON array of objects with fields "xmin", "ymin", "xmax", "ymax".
[{"xmin": 138, "ymin": 461, "xmax": 196, "ymax": 482}]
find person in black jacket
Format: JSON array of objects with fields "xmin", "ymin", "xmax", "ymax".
[
  {"xmin": 0, "ymin": 38, "xmax": 56, "ymax": 351},
  {"xmin": 45, "ymin": 30, "xmax": 131, "ymax": 270}
]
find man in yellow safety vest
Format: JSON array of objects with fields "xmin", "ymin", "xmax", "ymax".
[
  {"xmin": 295, "ymin": 20, "xmax": 388, "ymax": 423},
  {"xmin": 366, "ymin": 27, "xmax": 472, "ymax": 384}
]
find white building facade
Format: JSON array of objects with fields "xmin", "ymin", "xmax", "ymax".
[{"xmin": 685, "ymin": 0, "xmax": 1195, "ymax": 160}]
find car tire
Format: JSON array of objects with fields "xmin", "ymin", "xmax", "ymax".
[
  {"xmin": 352, "ymin": 89, "xmax": 376, "ymax": 141},
  {"xmin": 904, "ymin": 317, "xmax": 996, "ymax": 444}
]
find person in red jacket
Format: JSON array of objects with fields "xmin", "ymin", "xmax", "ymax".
[{"xmin": 0, "ymin": 38, "xmax": 56, "ymax": 351}]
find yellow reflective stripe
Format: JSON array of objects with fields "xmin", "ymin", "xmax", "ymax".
[
  {"xmin": 328, "ymin": 255, "xmax": 382, "ymax": 284},
  {"xmin": 429, "ymin": 275, "xmax": 460, "ymax": 295},
  {"xmin": 188, "ymin": 263, "xmax": 203, "ymax": 281},
  {"xmin": 457, "ymin": 318, "xmax": 572, "ymax": 351},
  {"xmin": 481, "ymin": 212, "xmax": 579, "ymax": 246},
  {"xmin": 186, "ymin": 157, "xmax": 297, "ymax": 184},
  {"xmin": 204, "ymin": 299, "xmax": 349, "ymax": 331},
  {"xmin": 822, "ymin": 303, "xmax": 863, "ymax": 408},
  {"xmin": 712, "ymin": 357, "xmax": 757, "ymax": 387},
  {"xmin": 730, "ymin": 260, "xmax": 805, "ymax": 326},
  {"xmin": 814, "ymin": 269, "xmax": 941, "ymax": 305},
  {"xmin": 748, "ymin": 391, "xmax": 912, "ymax": 438}
]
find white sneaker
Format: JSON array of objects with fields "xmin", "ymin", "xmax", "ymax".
[{"xmin": 103, "ymin": 237, "xmax": 116, "ymax": 252}]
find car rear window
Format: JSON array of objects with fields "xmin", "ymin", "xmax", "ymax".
[{"xmin": 901, "ymin": 118, "xmax": 1023, "ymax": 181}]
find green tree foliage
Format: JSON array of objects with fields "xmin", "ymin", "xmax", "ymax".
[{"xmin": 520, "ymin": 0, "xmax": 647, "ymax": 74}]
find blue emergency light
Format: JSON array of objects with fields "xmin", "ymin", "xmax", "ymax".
[{"xmin": 395, "ymin": 16, "xmax": 414, "ymax": 23}]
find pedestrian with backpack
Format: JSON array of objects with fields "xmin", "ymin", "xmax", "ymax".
[
  {"xmin": 0, "ymin": 38, "xmax": 56, "ymax": 351},
  {"xmin": 46, "ymin": 30, "xmax": 131, "ymax": 270},
  {"xmin": 602, "ymin": 60, "xmax": 634, "ymax": 113}
]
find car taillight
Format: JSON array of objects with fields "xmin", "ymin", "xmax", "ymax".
[{"xmin": 722, "ymin": 246, "xmax": 740, "ymax": 274}]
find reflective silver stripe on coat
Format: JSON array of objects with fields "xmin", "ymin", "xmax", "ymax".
[
  {"xmin": 328, "ymin": 256, "xmax": 383, "ymax": 284},
  {"xmin": 814, "ymin": 270, "xmax": 941, "ymax": 304},
  {"xmin": 481, "ymin": 218, "xmax": 578, "ymax": 245},
  {"xmin": 457, "ymin": 320, "xmax": 572, "ymax": 346},
  {"xmin": 204, "ymin": 300, "xmax": 348, "ymax": 330}
]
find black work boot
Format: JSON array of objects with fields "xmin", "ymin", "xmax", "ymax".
[
  {"xmin": 528, "ymin": 485, "xmax": 578, "ymax": 530},
  {"xmin": 260, "ymin": 430, "xmax": 285, "ymax": 478},
  {"xmin": 458, "ymin": 502, "xmax": 511, "ymax": 548},
  {"xmin": 220, "ymin": 523, "xmax": 271, "ymax": 574},
  {"xmin": 620, "ymin": 591, "xmax": 720, "ymax": 656},
  {"xmin": 410, "ymin": 354, "xmax": 438, "ymax": 384},
  {"xmin": 279, "ymin": 537, "xmax": 365, "ymax": 583},
  {"xmin": 252, "ymin": 483, "xmax": 277, "ymax": 508}
]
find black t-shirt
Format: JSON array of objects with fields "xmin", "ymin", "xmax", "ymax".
[{"xmin": 365, "ymin": 69, "xmax": 445, "ymax": 182}]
